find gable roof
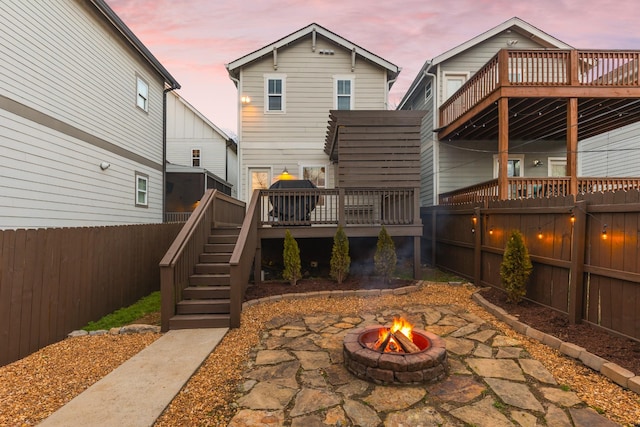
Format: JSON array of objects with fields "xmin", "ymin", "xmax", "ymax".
[
  {"xmin": 398, "ymin": 17, "xmax": 573, "ymax": 109},
  {"xmin": 90, "ymin": 0, "xmax": 180, "ymax": 90},
  {"xmin": 225, "ymin": 23, "xmax": 400, "ymax": 85}
]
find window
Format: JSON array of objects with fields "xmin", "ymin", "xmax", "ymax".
[
  {"xmin": 424, "ymin": 81, "xmax": 432, "ymax": 100},
  {"xmin": 135, "ymin": 172, "xmax": 149, "ymax": 207},
  {"xmin": 335, "ymin": 77, "xmax": 353, "ymax": 110},
  {"xmin": 192, "ymin": 149, "xmax": 201, "ymax": 167},
  {"xmin": 548, "ymin": 157, "xmax": 567, "ymax": 177},
  {"xmin": 136, "ymin": 76, "xmax": 149, "ymax": 112},
  {"xmin": 265, "ymin": 75, "xmax": 286, "ymax": 112},
  {"xmin": 303, "ymin": 166, "xmax": 326, "ymax": 188},
  {"xmin": 493, "ymin": 154, "xmax": 525, "ymax": 178},
  {"xmin": 249, "ymin": 168, "xmax": 271, "ymax": 200},
  {"xmin": 444, "ymin": 73, "xmax": 467, "ymax": 98}
]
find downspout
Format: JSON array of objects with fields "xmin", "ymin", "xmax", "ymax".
[
  {"xmin": 386, "ymin": 72, "xmax": 400, "ymax": 110},
  {"xmin": 424, "ymin": 64, "xmax": 438, "ymax": 205},
  {"xmin": 163, "ymin": 84, "xmax": 179, "ymax": 221},
  {"xmin": 229, "ymin": 74, "xmax": 242, "ymax": 201}
]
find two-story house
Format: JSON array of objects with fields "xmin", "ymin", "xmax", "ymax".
[
  {"xmin": 225, "ymin": 23, "xmax": 401, "ymax": 202},
  {"xmin": 165, "ymin": 91, "xmax": 238, "ymax": 219},
  {"xmin": 0, "ymin": 0, "xmax": 179, "ymax": 229},
  {"xmin": 398, "ymin": 17, "xmax": 640, "ymax": 206}
]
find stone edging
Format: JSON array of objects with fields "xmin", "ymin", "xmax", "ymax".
[
  {"xmin": 68, "ymin": 324, "xmax": 161, "ymax": 338},
  {"xmin": 472, "ymin": 291, "xmax": 640, "ymax": 395}
]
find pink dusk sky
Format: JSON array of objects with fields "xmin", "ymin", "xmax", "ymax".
[{"xmin": 108, "ymin": 0, "xmax": 640, "ymax": 135}]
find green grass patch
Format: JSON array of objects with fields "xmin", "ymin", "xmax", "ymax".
[
  {"xmin": 421, "ymin": 267, "xmax": 463, "ymax": 283},
  {"xmin": 83, "ymin": 291, "xmax": 161, "ymax": 331}
]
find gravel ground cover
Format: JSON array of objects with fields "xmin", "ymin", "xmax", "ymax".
[{"xmin": 1, "ymin": 283, "xmax": 639, "ymax": 426}]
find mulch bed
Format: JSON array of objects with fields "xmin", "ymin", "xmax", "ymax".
[{"xmin": 479, "ymin": 286, "xmax": 640, "ymax": 375}]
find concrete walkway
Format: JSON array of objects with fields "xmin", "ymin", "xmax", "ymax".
[
  {"xmin": 39, "ymin": 328, "xmax": 227, "ymax": 427},
  {"xmin": 228, "ymin": 304, "xmax": 621, "ymax": 426}
]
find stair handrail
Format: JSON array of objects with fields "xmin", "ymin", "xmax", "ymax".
[
  {"xmin": 229, "ymin": 189, "xmax": 261, "ymax": 328},
  {"xmin": 159, "ymin": 189, "xmax": 217, "ymax": 332}
]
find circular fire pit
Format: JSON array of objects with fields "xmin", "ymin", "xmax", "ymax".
[{"xmin": 343, "ymin": 325, "xmax": 447, "ymax": 385}]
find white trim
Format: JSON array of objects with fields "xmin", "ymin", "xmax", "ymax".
[
  {"xmin": 333, "ymin": 75, "xmax": 354, "ymax": 110},
  {"xmin": 248, "ymin": 167, "xmax": 272, "ymax": 201},
  {"xmin": 136, "ymin": 76, "xmax": 149, "ymax": 112},
  {"xmin": 547, "ymin": 157, "xmax": 567, "ymax": 177},
  {"xmin": 191, "ymin": 147, "xmax": 202, "ymax": 167},
  {"xmin": 264, "ymin": 74, "xmax": 286, "ymax": 113},
  {"xmin": 443, "ymin": 72, "xmax": 470, "ymax": 99},
  {"xmin": 301, "ymin": 164, "xmax": 327, "ymax": 188}
]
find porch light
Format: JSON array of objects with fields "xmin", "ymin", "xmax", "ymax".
[
  {"xmin": 602, "ymin": 224, "xmax": 608, "ymax": 240},
  {"xmin": 537, "ymin": 227, "xmax": 543, "ymax": 240},
  {"xmin": 570, "ymin": 213, "xmax": 576, "ymax": 224},
  {"xmin": 241, "ymin": 95, "xmax": 251, "ymax": 104},
  {"xmin": 489, "ymin": 227, "xmax": 494, "ymax": 236}
]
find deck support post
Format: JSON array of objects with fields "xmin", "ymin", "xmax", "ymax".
[
  {"xmin": 567, "ymin": 97, "xmax": 578, "ymax": 196},
  {"xmin": 473, "ymin": 206, "xmax": 482, "ymax": 286},
  {"xmin": 498, "ymin": 97, "xmax": 509, "ymax": 200}
]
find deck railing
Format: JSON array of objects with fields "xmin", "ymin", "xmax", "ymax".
[
  {"xmin": 440, "ymin": 49, "xmax": 640, "ymax": 127},
  {"xmin": 257, "ymin": 188, "xmax": 418, "ymax": 227},
  {"xmin": 439, "ymin": 177, "xmax": 640, "ymax": 205},
  {"xmin": 159, "ymin": 190, "xmax": 245, "ymax": 331}
]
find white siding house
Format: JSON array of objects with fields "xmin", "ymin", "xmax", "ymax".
[
  {"xmin": 0, "ymin": 0, "xmax": 179, "ymax": 229},
  {"xmin": 225, "ymin": 23, "xmax": 400, "ymax": 202},
  {"xmin": 398, "ymin": 17, "xmax": 572, "ymax": 206},
  {"xmin": 166, "ymin": 91, "xmax": 237, "ymax": 197}
]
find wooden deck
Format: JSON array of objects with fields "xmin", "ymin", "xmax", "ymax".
[{"xmin": 438, "ymin": 49, "xmax": 640, "ymax": 142}]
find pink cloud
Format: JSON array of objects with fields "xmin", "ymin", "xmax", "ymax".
[{"xmin": 107, "ymin": 0, "xmax": 640, "ymax": 131}]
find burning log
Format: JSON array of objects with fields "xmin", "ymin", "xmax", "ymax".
[{"xmin": 393, "ymin": 330, "xmax": 421, "ymax": 353}]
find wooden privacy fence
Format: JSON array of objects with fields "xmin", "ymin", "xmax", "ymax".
[
  {"xmin": 0, "ymin": 222, "xmax": 183, "ymax": 366},
  {"xmin": 422, "ymin": 190, "xmax": 640, "ymax": 342}
]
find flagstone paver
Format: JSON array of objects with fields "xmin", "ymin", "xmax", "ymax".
[{"xmin": 228, "ymin": 301, "xmax": 623, "ymax": 426}]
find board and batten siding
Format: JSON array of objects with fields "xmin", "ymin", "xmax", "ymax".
[
  {"xmin": 239, "ymin": 35, "xmax": 388, "ymax": 200},
  {"xmin": 578, "ymin": 122, "xmax": 640, "ymax": 177},
  {"xmin": 166, "ymin": 93, "xmax": 231, "ymax": 182},
  {"xmin": 0, "ymin": 0, "xmax": 167, "ymax": 228}
]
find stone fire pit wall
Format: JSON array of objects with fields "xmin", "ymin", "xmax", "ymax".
[{"xmin": 343, "ymin": 325, "xmax": 448, "ymax": 385}]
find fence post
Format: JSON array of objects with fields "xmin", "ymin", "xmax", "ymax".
[
  {"xmin": 568, "ymin": 200, "xmax": 587, "ymax": 324},
  {"xmin": 474, "ymin": 206, "xmax": 482, "ymax": 286},
  {"xmin": 431, "ymin": 209, "xmax": 437, "ymax": 267}
]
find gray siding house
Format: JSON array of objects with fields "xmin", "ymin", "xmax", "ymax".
[{"xmin": 0, "ymin": 0, "xmax": 179, "ymax": 229}]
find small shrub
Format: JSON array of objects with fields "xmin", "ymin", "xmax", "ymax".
[
  {"xmin": 330, "ymin": 225, "xmax": 350, "ymax": 284},
  {"xmin": 374, "ymin": 225, "xmax": 396, "ymax": 284},
  {"xmin": 500, "ymin": 229, "xmax": 533, "ymax": 303},
  {"xmin": 282, "ymin": 229, "xmax": 301, "ymax": 285}
]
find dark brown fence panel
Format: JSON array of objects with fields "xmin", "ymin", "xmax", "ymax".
[
  {"xmin": 423, "ymin": 190, "xmax": 640, "ymax": 341},
  {"xmin": 0, "ymin": 223, "xmax": 182, "ymax": 366}
]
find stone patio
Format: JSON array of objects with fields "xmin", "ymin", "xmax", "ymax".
[{"xmin": 228, "ymin": 303, "xmax": 621, "ymax": 426}]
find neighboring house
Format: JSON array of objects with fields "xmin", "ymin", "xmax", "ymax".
[
  {"xmin": 578, "ymin": 121, "xmax": 640, "ymax": 177},
  {"xmin": 398, "ymin": 17, "xmax": 574, "ymax": 206},
  {"xmin": 165, "ymin": 91, "xmax": 238, "ymax": 218},
  {"xmin": 0, "ymin": 0, "xmax": 179, "ymax": 229},
  {"xmin": 225, "ymin": 23, "xmax": 400, "ymax": 202}
]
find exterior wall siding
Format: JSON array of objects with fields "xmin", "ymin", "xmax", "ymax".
[
  {"xmin": 0, "ymin": 0, "xmax": 168, "ymax": 228},
  {"xmin": 578, "ymin": 122, "xmax": 640, "ymax": 176},
  {"xmin": 238, "ymin": 35, "xmax": 388, "ymax": 200}
]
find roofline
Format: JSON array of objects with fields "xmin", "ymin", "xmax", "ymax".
[
  {"xmin": 432, "ymin": 17, "xmax": 573, "ymax": 66},
  {"xmin": 397, "ymin": 17, "xmax": 573, "ymax": 110},
  {"xmin": 225, "ymin": 23, "xmax": 400, "ymax": 81},
  {"xmin": 171, "ymin": 92, "xmax": 233, "ymax": 143},
  {"xmin": 90, "ymin": 0, "xmax": 180, "ymax": 89}
]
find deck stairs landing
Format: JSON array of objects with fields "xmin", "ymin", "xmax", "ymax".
[{"xmin": 168, "ymin": 226, "xmax": 239, "ymax": 329}]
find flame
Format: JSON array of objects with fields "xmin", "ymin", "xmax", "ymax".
[{"xmin": 374, "ymin": 317, "xmax": 414, "ymax": 353}]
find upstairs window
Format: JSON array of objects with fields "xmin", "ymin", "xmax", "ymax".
[
  {"xmin": 136, "ymin": 76, "xmax": 149, "ymax": 112},
  {"xmin": 337, "ymin": 80, "xmax": 352, "ymax": 110},
  {"xmin": 192, "ymin": 148, "xmax": 201, "ymax": 167},
  {"xmin": 424, "ymin": 81, "xmax": 432, "ymax": 100},
  {"xmin": 265, "ymin": 75, "xmax": 286, "ymax": 112},
  {"xmin": 135, "ymin": 172, "xmax": 149, "ymax": 207}
]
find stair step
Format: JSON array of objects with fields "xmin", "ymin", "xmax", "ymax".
[
  {"xmin": 183, "ymin": 286, "xmax": 231, "ymax": 300},
  {"xmin": 195, "ymin": 263, "xmax": 230, "ymax": 274},
  {"xmin": 176, "ymin": 299, "xmax": 230, "ymax": 314},
  {"xmin": 210, "ymin": 227, "xmax": 240, "ymax": 235},
  {"xmin": 189, "ymin": 273, "xmax": 230, "ymax": 286},
  {"xmin": 208, "ymin": 235, "xmax": 238, "ymax": 244},
  {"xmin": 169, "ymin": 314, "xmax": 230, "ymax": 329},
  {"xmin": 199, "ymin": 253, "xmax": 232, "ymax": 263},
  {"xmin": 204, "ymin": 243, "xmax": 236, "ymax": 253}
]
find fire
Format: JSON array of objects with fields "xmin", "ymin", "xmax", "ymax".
[{"xmin": 373, "ymin": 317, "xmax": 415, "ymax": 353}]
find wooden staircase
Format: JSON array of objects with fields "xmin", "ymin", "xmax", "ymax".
[{"xmin": 168, "ymin": 226, "xmax": 239, "ymax": 329}]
